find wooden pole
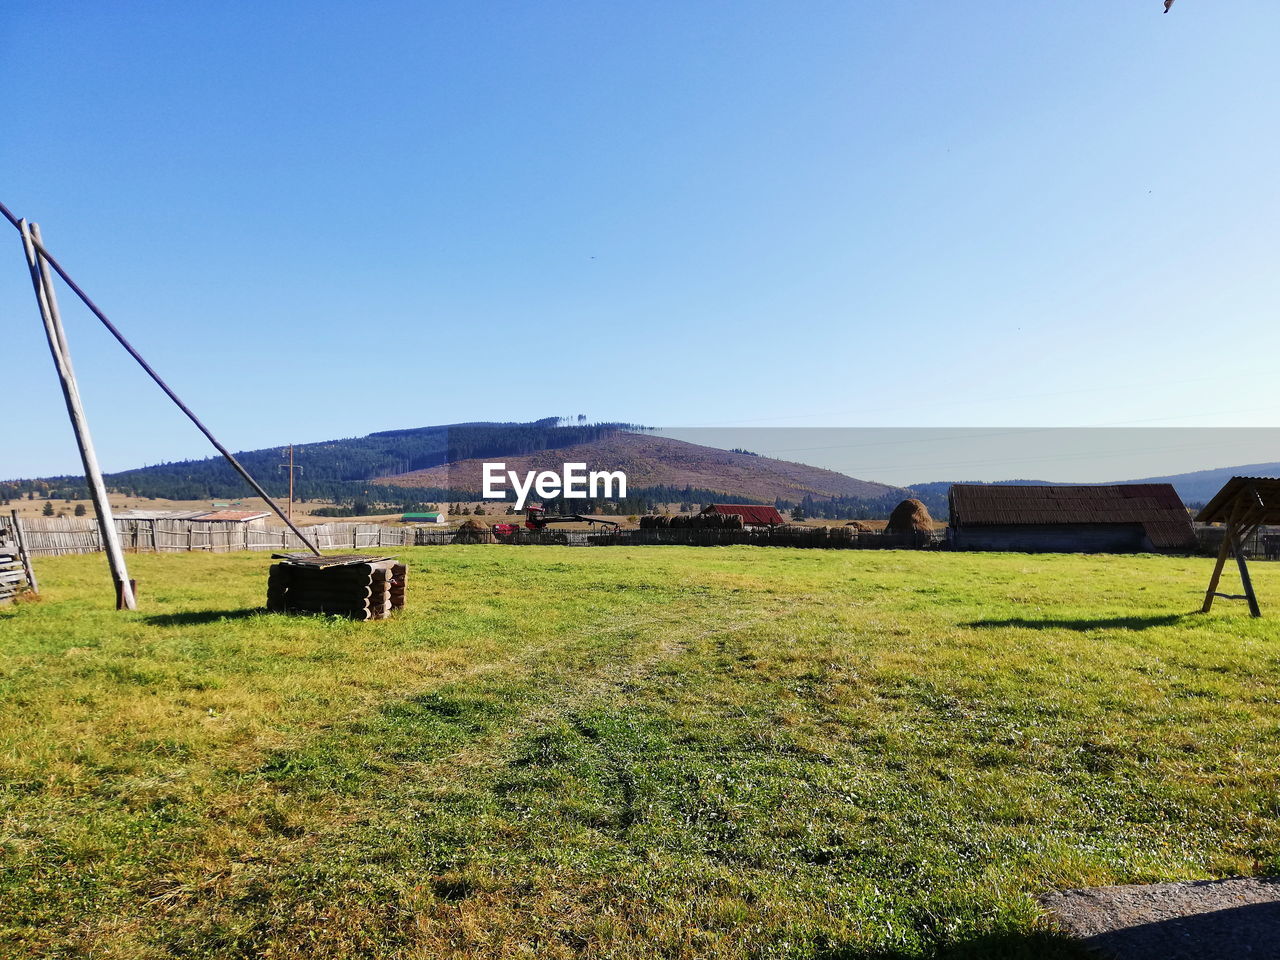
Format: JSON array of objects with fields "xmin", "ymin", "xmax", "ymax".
[
  {"xmin": 1229, "ymin": 520, "xmax": 1262, "ymax": 618},
  {"xmin": 20, "ymin": 221, "xmax": 136, "ymax": 610}
]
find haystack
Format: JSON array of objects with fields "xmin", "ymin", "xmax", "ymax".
[
  {"xmin": 885, "ymin": 499, "xmax": 933, "ymax": 535},
  {"xmin": 453, "ymin": 518, "xmax": 489, "ymax": 543},
  {"xmin": 845, "ymin": 520, "xmax": 875, "ymax": 532}
]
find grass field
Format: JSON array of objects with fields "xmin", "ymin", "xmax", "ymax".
[{"xmin": 2, "ymin": 547, "xmax": 1278, "ymax": 959}]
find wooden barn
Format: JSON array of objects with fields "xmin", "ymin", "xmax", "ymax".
[
  {"xmin": 948, "ymin": 484, "xmax": 1196, "ymax": 553},
  {"xmin": 701, "ymin": 504, "xmax": 785, "ymax": 528}
]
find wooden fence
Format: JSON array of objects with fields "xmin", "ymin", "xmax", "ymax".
[
  {"xmin": 10, "ymin": 516, "xmax": 949, "ymax": 555},
  {"xmin": 51, "ymin": 519, "xmax": 1280, "ymax": 557},
  {"xmin": 1194, "ymin": 524, "xmax": 1280, "ymax": 560},
  {"xmin": 15, "ymin": 517, "xmax": 419, "ymax": 557}
]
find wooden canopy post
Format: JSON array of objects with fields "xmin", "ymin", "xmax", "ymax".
[{"xmin": 1197, "ymin": 477, "xmax": 1280, "ymax": 618}]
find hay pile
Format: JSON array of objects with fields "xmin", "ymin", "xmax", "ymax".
[
  {"xmin": 453, "ymin": 518, "xmax": 489, "ymax": 543},
  {"xmin": 845, "ymin": 520, "xmax": 875, "ymax": 532},
  {"xmin": 885, "ymin": 499, "xmax": 933, "ymax": 535}
]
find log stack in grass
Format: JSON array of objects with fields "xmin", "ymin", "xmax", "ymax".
[{"xmin": 266, "ymin": 555, "xmax": 406, "ymax": 621}]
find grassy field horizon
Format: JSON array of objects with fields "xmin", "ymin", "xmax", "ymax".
[{"xmin": 2, "ymin": 547, "xmax": 1277, "ymax": 958}]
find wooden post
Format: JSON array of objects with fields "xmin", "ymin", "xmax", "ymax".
[
  {"xmin": 20, "ymin": 221, "xmax": 135, "ymax": 610},
  {"xmin": 1230, "ymin": 521, "xmax": 1262, "ymax": 618},
  {"xmin": 10, "ymin": 511, "xmax": 38, "ymax": 595},
  {"xmin": 1201, "ymin": 525, "xmax": 1234, "ymax": 612}
]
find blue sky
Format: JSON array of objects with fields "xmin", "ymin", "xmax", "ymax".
[{"xmin": 2, "ymin": 1, "xmax": 1277, "ymax": 482}]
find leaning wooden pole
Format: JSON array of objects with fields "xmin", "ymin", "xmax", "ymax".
[
  {"xmin": 1229, "ymin": 520, "xmax": 1262, "ymax": 618},
  {"xmin": 20, "ymin": 221, "xmax": 136, "ymax": 609}
]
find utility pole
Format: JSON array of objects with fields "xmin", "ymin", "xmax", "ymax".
[
  {"xmin": 279, "ymin": 445, "xmax": 302, "ymax": 522},
  {"xmin": 20, "ymin": 220, "xmax": 136, "ymax": 610}
]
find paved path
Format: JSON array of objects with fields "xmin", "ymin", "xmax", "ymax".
[{"xmin": 1042, "ymin": 877, "xmax": 1280, "ymax": 959}]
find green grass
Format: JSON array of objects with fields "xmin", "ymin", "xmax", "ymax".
[{"xmin": 1, "ymin": 546, "xmax": 1278, "ymax": 959}]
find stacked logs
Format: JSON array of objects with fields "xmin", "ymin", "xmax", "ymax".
[
  {"xmin": 267, "ymin": 559, "xmax": 406, "ymax": 620},
  {"xmin": 0, "ymin": 544, "xmax": 30, "ymax": 605},
  {"xmin": 639, "ymin": 513, "xmax": 744, "ymax": 530}
]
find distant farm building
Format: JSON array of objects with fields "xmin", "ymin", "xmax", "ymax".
[
  {"xmin": 401, "ymin": 512, "xmax": 446, "ymax": 524},
  {"xmin": 114, "ymin": 508, "xmax": 271, "ymax": 525},
  {"xmin": 190, "ymin": 509, "xmax": 272, "ymax": 525},
  {"xmin": 114, "ymin": 509, "xmax": 215, "ymax": 521},
  {"xmin": 701, "ymin": 504, "xmax": 785, "ymax": 528},
  {"xmin": 948, "ymin": 484, "xmax": 1196, "ymax": 553}
]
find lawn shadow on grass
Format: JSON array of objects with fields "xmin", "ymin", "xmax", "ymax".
[
  {"xmin": 813, "ymin": 928, "xmax": 1090, "ymax": 959},
  {"xmin": 142, "ymin": 608, "xmax": 265, "ymax": 626},
  {"xmin": 964, "ymin": 614, "xmax": 1193, "ymax": 632}
]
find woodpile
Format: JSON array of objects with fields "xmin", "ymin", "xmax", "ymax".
[
  {"xmin": 639, "ymin": 513, "xmax": 744, "ymax": 530},
  {"xmin": 0, "ymin": 547, "xmax": 29, "ymax": 604},
  {"xmin": 885, "ymin": 499, "xmax": 934, "ymax": 535},
  {"xmin": 267, "ymin": 555, "xmax": 405, "ymax": 620},
  {"xmin": 0, "ymin": 517, "xmax": 37, "ymax": 605}
]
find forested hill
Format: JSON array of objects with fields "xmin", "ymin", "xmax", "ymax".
[
  {"xmin": 3, "ymin": 420, "xmax": 645, "ymax": 502},
  {"xmin": 378, "ymin": 432, "xmax": 902, "ymax": 506}
]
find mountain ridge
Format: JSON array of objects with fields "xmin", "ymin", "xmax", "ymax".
[{"xmin": 375, "ymin": 431, "xmax": 902, "ymax": 504}]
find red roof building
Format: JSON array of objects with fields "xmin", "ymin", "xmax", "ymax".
[{"xmin": 701, "ymin": 504, "xmax": 785, "ymax": 527}]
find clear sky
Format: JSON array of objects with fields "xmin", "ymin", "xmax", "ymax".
[{"xmin": 2, "ymin": 1, "xmax": 1277, "ymax": 483}]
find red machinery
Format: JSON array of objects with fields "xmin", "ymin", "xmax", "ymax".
[{"xmin": 492, "ymin": 503, "xmax": 620, "ymax": 538}]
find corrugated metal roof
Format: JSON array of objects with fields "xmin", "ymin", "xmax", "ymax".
[
  {"xmin": 191, "ymin": 510, "xmax": 272, "ymax": 522},
  {"xmin": 949, "ymin": 484, "xmax": 1195, "ymax": 549},
  {"xmin": 114, "ymin": 509, "xmax": 212, "ymax": 520},
  {"xmin": 702, "ymin": 504, "xmax": 785, "ymax": 525}
]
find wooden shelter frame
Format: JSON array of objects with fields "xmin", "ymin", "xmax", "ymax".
[
  {"xmin": 1197, "ymin": 477, "xmax": 1280, "ymax": 618},
  {"xmin": 2, "ymin": 199, "xmax": 322, "ymax": 609}
]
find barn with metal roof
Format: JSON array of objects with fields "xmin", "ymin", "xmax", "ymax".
[
  {"xmin": 948, "ymin": 484, "xmax": 1196, "ymax": 553},
  {"xmin": 189, "ymin": 509, "xmax": 272, "ymax": 524}
]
